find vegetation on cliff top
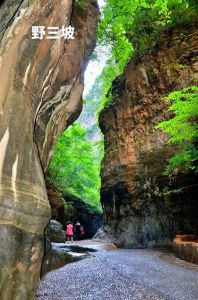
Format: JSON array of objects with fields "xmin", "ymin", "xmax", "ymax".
[
  {"xmin": 93, "ymin": 0, "xmax": 198, "ymax": 111},
  {"xmin": 88, "ymin": 0, "xmax": 198, "ymax": 182}
]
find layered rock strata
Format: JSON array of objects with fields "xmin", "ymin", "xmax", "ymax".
[
  {"xmin": 98, "ymin": 24, "xmax": 198, "ymax": 248},
  {"xmin": 173, "ymin": 235, "xmax": 198, "ymax": 265},
  {"xmin": 0, "ymin": 0, "xmax": 99, "ymax": 299}
]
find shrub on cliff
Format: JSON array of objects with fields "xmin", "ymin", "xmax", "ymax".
[{"xmin": 156, "ymin": 86, "xmax": 198, "ymax": 175}]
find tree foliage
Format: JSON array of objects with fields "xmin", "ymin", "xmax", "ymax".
[
  {"xmin": 95, "ymin": 0, "xmax": 197, "ymax": 111},
  {"xmin": 156, "ymin": 86, "xmax": 198, "ymax": 174},
  {"xmin": 47, "ymin": 124, "xmax": 102, "ymax": 212}
]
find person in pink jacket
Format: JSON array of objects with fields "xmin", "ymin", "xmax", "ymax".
[{"xmin": 66, "ymin": 221, "xmax": 74, "ymax": 242}]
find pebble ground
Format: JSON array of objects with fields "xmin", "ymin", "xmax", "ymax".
[{"xmin": 36, "ymin": 248, "xmax": 198, "ymax": 300}]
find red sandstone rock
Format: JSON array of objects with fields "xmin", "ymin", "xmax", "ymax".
[{"xmin": 97, "ymin": 24, "xmax": 198, "ymax": 248}]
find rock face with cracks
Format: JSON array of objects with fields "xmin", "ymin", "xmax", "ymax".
[
  {"xmin": 97, "ymin": 24, "xmax": 198, "ymax": 248},
  {"xmin": 0, "ymin": 0, "xmax": 99, "ymax": 299}
]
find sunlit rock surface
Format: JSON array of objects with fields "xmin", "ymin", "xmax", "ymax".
[
  {"xmin": 98, "ymin": 24, "xmax": 198, "ymax": 248},
  {"xmin": 0, "ymin": 0, "xmax": 99, "ymax": 299}
]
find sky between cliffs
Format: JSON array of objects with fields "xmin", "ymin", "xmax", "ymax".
[{"xmin": 84, "ymin": 0, "xmax": 107, "ymax": 96}]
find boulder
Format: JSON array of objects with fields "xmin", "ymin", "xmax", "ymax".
[{"xmin": 46, "ymin": 220, "xmax": 66, "ymax": 243}]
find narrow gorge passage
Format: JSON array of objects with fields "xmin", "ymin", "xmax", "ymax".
[
  {"xmin": 37, "ymin": 247, "xmax": 198, "ymax": 300},
  {"xmin": 0, "ymin": 0, "xmax": 198, "ymax": 299}
]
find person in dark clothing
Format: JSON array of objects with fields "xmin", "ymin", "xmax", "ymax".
[
  {"xmin": 74, "ymin": 221, "xmax": 81, "ymax": 240},
  {"xmin": 80, "ymin": 226, "xmax": 84, "ymax": 239}
]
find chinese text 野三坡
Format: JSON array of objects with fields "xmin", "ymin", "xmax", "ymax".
[{"xmin": 31, "ymin": 25, "xmax": 75, "ymax": 40}]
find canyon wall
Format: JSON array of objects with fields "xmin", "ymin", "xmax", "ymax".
[
  {"xmin": 0, "ymin": 0, "xmax": 99, "ymax": 299},
  {"xmin": 97, "ymin": 24, "xmax": 198, "ymax": 248}
]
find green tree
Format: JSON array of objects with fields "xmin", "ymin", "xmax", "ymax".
[
  {"xmin": 95, "ymin": 0, "xmax": 197, "ymax": 110},
  {"xmin": 156, "ymin": 86, "xmax": 198, "ymax": 174},
  {"xmin": 48, "ymin": 124, "xmax": 102, "ymax": 212}
]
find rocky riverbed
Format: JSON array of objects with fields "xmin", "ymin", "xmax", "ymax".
[{"xmin": 36, "ymin": 246, "xmax": 198, "ymax": 300}]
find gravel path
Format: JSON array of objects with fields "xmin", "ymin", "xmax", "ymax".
[{"xmin": 36, "ymin": 249, "xmax": 198, "ymax": 300}]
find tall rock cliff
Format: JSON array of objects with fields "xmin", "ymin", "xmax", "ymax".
[
  {"xmin": 0, "ymin": 0, "xmax": 99, "ymax": 299},
  {"xmin": 97, "ymin": 24, "xmax": 198, "ymax": 248}
]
